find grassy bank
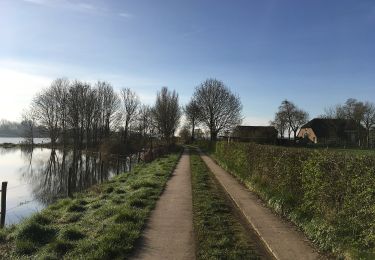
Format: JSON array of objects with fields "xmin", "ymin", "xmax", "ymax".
[
  {"xmin": 0, "ymin": 151, "xmax": 181, "ymax": 259},
  {"xmin": 190, "ymin": 149, "xmax": 262, "ymax": 259},
  {"xmin": 197, "ymin": 141, "xmax": 375, "ymax": 259}
]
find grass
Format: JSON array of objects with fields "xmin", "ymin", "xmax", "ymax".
[
  {"xmin": 324, "ymin": 147, "xmax": 375, "ymax": 155},
  {"xmin": 0, "ymin": 151, "xmax": 181, "ymax": 259},
  {"xmin": 190, "ymin": 148, "xmax": 262, "ymax": 260}
]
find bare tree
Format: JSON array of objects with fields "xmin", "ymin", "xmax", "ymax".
[
  {"xmin": 96, "ymin": 81, "xmax": 121, "ymax": 140},
  {"xmin": 341, "ymin": 98, "xmax": 366, "ymax": 123},
  {"xmin": 278, "ymin": 100, "xmax": 309, "ymax": 141},
  {"xmin": 152, "ymin": 87, "xmax": 181, "ymax": 143},
  {"xmin": 362, "ymin": 102, "xmax": 375, "ymax": 147},
  {"xmin": 193, "ymin": 79, "xmax": 242, "ymax": 141},
  {"xmin": 323, "ymin": 98, "xmax": 367, "ymax": 146},
  {"xmin": 21, "ymin": 109, "xmax": 37, "ymax": 145},
  {"xmin": 83, "ymin": 87, "xmax": 98, "ymax": 149},
  {"xmin": 32, "ymin": 86, "xmax": 61, "ymax": 147},
  {"xmin": 271, "ymin": 111, "xmax": 288, "ymax": 139},
  {"xmin": 179, "ymin": 124, "xmax": 191, "ymax": 144},
  {"xmin": 184, "ymin": 99, "xmax": 200, "ymax": 141},
  {"xmin": 120, "ymin": 88, "xmax": 140, "ymax": 143},
  {"xmin": 51, "ymin": 78, "xmax": 70, "ymax": 147},
  {"xmin": 66, "ymin": 81, "xmax": 86, "ymax": 148},
  {"xmin": 321, "ymin": 105, "xmax": 344, "ymax": 119},
  {"xmin": 137, "ymin": 105, "xmax": 152, "ymax": 140}
]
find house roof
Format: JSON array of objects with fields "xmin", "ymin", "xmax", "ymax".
[
  {"xmin": 234, "ymin": 126, "xmax": 277, "ymax": 132},
  {"xmin": 232, "ymin": 126, "xmax": 277, "ymax": 137},
  {"xmin": 301, "ymin": 118, "xmax": 364, "ymax": 138}
]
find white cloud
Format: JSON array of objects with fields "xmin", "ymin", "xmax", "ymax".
[
  {"xmin": 0, "ymin": 69, "xmax": 52, "ymax": 121},
  {"xmin": 119, "ymin": 12, "xmax": 132, "ymax": 18},
  {"xmin": 22, "ymin": 0, "xmax": 133, "ymax": 17},
  {"xmin": 76, "ymin": 3, "xmax": 95, "ymax": 10},
  {"xmin": 22, "ymin": 0, "xmax": 99, "ymax": 13},
  {"xmin": 23, "ymin": 0, "xmax": 48, "ymax": 4}
]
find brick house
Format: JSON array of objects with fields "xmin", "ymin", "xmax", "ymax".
[{"xmin": 297, "ymin": 118, "xmax": 366, "ymax": 146}]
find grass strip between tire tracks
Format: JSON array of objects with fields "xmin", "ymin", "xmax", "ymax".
[{"xmin": 190, "ymin": 148, "xmax": 262, "ymax": 260}]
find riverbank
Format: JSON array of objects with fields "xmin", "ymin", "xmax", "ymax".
[{"xmin": 0, "ymin": 150, "xmax": 181, "ymax": 259}]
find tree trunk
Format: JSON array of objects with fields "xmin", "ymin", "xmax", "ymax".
[
  {"xmin": 367, "ymin": 128, "xmax": 370, "ymax": 148},
  {"xmin": 191, "ymin": 120, "xmax": 195, "ymax": 142},
  {"xmin": 211, "ymin": 131, "xmax": 218, "ymax": 141}
]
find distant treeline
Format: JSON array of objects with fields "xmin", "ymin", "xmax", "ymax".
[
  {"xmin": 0, "ymin": 119, "xmax": 47, "ymax": 138},
  {"xmin": 22, "ymin": 78, "xmax": 182, "ymax": 154},
  {"xmin": 22, "ymin": 77, "xmax": 244, "ymax": 151}
]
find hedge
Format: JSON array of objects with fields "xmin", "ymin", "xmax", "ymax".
[{"xmin": 198, "ymin": 141, "xmax": 375, "ymax": 259}]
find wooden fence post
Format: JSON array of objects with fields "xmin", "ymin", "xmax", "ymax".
[{"xmin": 1, "ymin": 181, "xmax": 8, "ymax": 228}]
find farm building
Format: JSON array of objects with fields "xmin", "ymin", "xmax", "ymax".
[
  {"xmin": 297, "ymin": 118, "xmax": 366, "ymax": 146},
  {"xmin": 230, "ymin": 126, "xmax": 278, "ymax": 144}
]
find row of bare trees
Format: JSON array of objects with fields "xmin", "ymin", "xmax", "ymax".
[
  {"xmin": 24, "ymin": 78, "xmax": 182, "ymax": 153},
  {"xmin": 28, "ymin": 79, "xmax": 121, "ymax": 148},
  {"xmin": 25, "ymin": 77, "xmax": 243, "ymax": 148}
]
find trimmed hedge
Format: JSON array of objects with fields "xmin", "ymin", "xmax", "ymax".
[{"xmin": 199, "ymin": 141, "xmax": 375, "ymax": 259}]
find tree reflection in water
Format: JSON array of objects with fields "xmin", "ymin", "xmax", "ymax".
[{"xmin": 19, "ymin": 148, "xmax": 134, "ymax": 206}]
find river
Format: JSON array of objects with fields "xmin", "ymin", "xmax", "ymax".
[
  {"xmin": 0, "ymin": 145, "xmax": 136, "ymax": 225},
  {"xmin": 0, "ymin": 137, "xmax": 50, "ymax": 144}
]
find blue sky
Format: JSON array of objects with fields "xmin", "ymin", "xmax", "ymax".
[{"xmin": 0, "ymin": 0, "xmax": 374, "ymax": 124}]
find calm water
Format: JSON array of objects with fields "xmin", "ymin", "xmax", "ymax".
[
  {"xmin": 0, "ymin": 137, "xmax": 50, "ymax": 144},
  {"xmin": 0, "ymin": 147, "xmax": 135, "ymax": 225}
]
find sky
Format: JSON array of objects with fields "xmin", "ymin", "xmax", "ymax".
[{"xmin": 0, "ymin": 0, "xmax": 375, "ymax": 125}]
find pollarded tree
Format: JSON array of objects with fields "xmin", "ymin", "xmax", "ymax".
[
  {"xmin": 152, "ymin": 87, "xmax": 181, "ymax": 143},
  {"xmin": 193, "ymin": 78, "xmax": 242, "ymax": 141},
  {"xmin": 184, "ymin": 99, "xmax": 200, "ymax": 141}
]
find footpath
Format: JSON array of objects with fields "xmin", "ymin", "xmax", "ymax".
[
  {"xmin": 131, "ymin": 149, "xmax": 195, "ymax": 260},
  {"xmin": 199, "ymin": 151, "xmax": 324, "ymax": 260}
]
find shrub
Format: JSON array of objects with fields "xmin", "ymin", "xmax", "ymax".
[{"xmin": 200, "ymin": 141, "xmax": 375, "ymax": 257}]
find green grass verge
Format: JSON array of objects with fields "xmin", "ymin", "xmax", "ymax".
[
  {"xmin": 190, "ymin": 149, "xmax": 261, "ymax": 260},
  {"xmin": 0, "ymin": 152, "xmax": 181, "ymax": 259}
]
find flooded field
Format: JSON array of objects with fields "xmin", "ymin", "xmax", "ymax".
[{"xmin": 0, "ymin": 146, "xmax": 135, "ymax": 225}]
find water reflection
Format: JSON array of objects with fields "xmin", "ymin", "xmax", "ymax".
[
  {"xmin": 0, "ymin": 147, "xmax": 135, "ymax": 225},
  {"xmin": 21, "ymin": 149, "xmax": 135, "ymax": 205}
]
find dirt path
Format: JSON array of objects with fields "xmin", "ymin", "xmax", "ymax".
[
  {"xmin": 199, "ymin": 151, "xmax": 324, "ymax": 260},
  {"xmin": 131, "ymin": 150, "xmax": 195, "ymax": 260}
]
